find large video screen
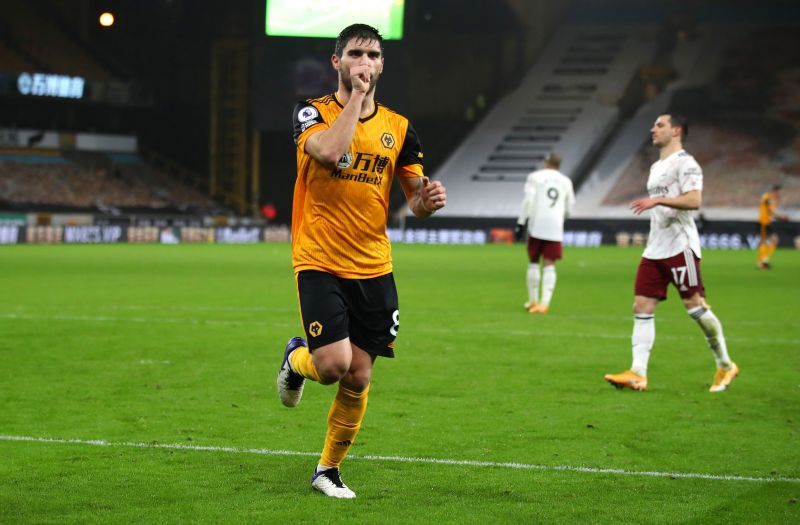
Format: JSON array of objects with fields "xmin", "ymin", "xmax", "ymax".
[{"xmin": 265, "ymin": 0, "xmax": 404, "ymax": 39}]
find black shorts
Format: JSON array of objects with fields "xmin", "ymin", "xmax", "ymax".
[{"xmin": 296, "ymin": 270, "xmax": 399, "ymax": 358}]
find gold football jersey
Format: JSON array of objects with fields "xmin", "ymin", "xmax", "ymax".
[{"xmin": 292, "ymin": 93, "xmax": 424, "ymax": 278}]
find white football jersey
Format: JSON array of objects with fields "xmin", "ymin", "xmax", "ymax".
[
  {"xmin": 642, "ymin": 149, "xmax": 703, "ymax": 260},
  {"xmin": 517, "ymin": 168, "xmax": 575, "ymax": 242}
]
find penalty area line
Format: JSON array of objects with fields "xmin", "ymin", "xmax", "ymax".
[{"xmin": 1, "ymin": 435, "xmax": 798, "ymax": 484}]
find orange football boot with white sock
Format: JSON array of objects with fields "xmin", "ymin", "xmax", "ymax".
[
  {"xmin": 709, "ymin": 362, "xmax": 739, "ymax": 392},
  {"xmin": 604, "ymin": 370, "xmax": 647, "ymax": 391}
]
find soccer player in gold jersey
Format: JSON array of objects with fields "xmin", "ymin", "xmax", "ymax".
[
  {"xmin": 757, "ymin": 184, "xmax": 788, "ymax": 269},
  {"xmin": 276, "ymin": 24, "xmax": 446, "ymax": 499}
]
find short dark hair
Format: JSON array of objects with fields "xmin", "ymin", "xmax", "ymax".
[
  {"xmin": 667, "ymin": 114, "xmax": 689, "ymax": 138},
  {"xmin": 545, "ymin": 152, "xmax": 562, "ymax": 169},
  {"xmin": 335, "ymin": 24, "xmax": 384, "ymax": 57}
]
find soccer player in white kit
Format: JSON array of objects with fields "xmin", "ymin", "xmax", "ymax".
[
  {"xmin": 515, "ymin": 153, "xmax": 575, "ymax": 314},
  {"xmin": 604, "ymin": 114, "xmax": 739, "ymax": 392}
]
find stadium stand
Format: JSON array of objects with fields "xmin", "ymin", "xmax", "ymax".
[
  {"xmin": 0, "ymin": 1, "xmax": 223, "ymax": 221},
  {"xmin": 431, "ymin": 22, "xmax": 658, "ymax": 218},
  {"xmin": 576, "ymin": 21, "xmax": 800, "ymax": 219},
  {"xmin": 0, "ymin": 150, "xmax": 217, "ymax": 213},
  {"xmin": 424, "ymin": 1, "xmax": 797, "ymax": 223},
  {"xmin": 2, "ymin": 0, "xmax": 796, "ymax": 231}
]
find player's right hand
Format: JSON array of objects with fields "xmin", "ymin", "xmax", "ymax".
[
  {"xmin": 514, "ymin": 223, "xmax": 526, "ymax": 242},
  {"xmin": 350, "ymin": 65, "xmax": 371, "ymax": 93}
]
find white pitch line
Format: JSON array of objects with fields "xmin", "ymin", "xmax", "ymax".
[
  {"xmin": 1, "ymin": 435, "xmax": 798, "ymax": 484},
  {"xmin": 2, "ymin": 312, "xmax": 799, "ymax": 345}
]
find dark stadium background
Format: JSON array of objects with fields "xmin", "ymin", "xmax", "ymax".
[{"xmin": 0, "ymin": 0, "xmax": 797, "ymax": 243}]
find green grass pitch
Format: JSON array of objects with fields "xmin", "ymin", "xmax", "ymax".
[{"xmin": 1, "ymin": 243, "xmax": 798, "ymax": 523}]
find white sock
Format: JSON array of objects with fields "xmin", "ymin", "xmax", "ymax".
[
  {"xmin": 316, "ymin": 463, "xmax": 335, "ymax": 473},
  {"xmin": 631, "ymin": 314, "xmax": 655, "ymax": 377},
  {"xmin": 688, "ymin": 306, "xmax": 732, "ymax": 369},
  {"xmin": 541, "ymin": 265, "xmax": 557, "ymax": 307},
  {"xmin": 526, "ymin": 263, "xmax": 540, "ymax": 304}
]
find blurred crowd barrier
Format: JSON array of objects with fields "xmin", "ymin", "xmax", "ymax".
[{"xmin": 2, "ymin": 222, "xmax": 799, "ymax": 249}]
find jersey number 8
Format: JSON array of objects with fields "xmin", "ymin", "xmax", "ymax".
[{"xmin": 390, "ymin": 310, "xmax": 400, "ymax": 336}]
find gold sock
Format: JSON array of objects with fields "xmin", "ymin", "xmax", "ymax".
[
  {"xmin": 288, "ymin": 345, "xmax": 320, "ymax": 382},
  {"xmin": 320, "ymin": 384, "xmax": 370, "ymax": 468},
  {"xmin": 766, "ymin": 242, "xmax": 777, "ymax": 259},
  {"xmin": 757, "ymin": 244, "xmax": 768, "ymax": 263}
]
